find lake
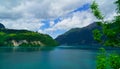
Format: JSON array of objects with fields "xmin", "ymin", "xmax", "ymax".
[{"xmin": 0, "ymin": 45, "xmax": 120, "ymax": 69}]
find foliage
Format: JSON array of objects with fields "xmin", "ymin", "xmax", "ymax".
[
  {"xmin": 91, "ymin": 0, "xmax": 120, "ymax": 69},
  {"xmin": 97, "ymin": 48, "xmax": 120, "ymax": 69},
  {"xmin": 115, "ymin": 0, "xmax": 120, "ymax": 13},
  {"xmin": 0, "ymin": 32, "xmax": 7, "ymax": 46},
  {"xmin": 0, "ymin": 29, "xmax": 58, "ymax": 47},
  {"xmin": 109, "ymin": 53, "xmax": 120, "ymax": 69},
  {"xmin": 91, "ymin": 1, "xmax": 104, "ymax": 20},
  {"xmin": 93, "ymin": 29, "xmax": 102, "ymax": 42},
  {"xmin": 96, "ymin": 48, "xmax": 108, "ymax": 69},
  {"xmin": 91, "ymin": 0, "xmax": 120, "ymax": 47}
]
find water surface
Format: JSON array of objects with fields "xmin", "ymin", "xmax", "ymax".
[{"xmin": 0, "ymin": 45, "xmax": 119, "ymax": 69}]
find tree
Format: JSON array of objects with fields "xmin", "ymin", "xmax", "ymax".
[
  {"xmin": 91, "ymin": 0, "xmax": 120, "ymax": 69},
  {"xmin": 97, "ymin": 48, "xmax": 120, "ymax": 69},
  {"xmin": 91, "ymin": 0, "xmax": 120, "ymax": 47}
]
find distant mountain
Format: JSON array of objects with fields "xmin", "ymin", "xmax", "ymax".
[
  {"xmin": 55, "ymin": 23, "xmax": 101, "ymax": 46},
  {"xmin": 0, "ymin": 23, "xmax": 58, "ymax": 47},
  {"xmin": 0, "ymin": 23, "xmax": 5, "ymax": 29}
]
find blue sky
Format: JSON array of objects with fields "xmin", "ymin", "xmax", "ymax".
[
  {"xmin": 39, "ymin": 3, "xmax": 90, "ymax": 38},
  {"xmin": 40, "ymin": 3, "xmax": 90, "ymax": 30},
  {"xmin": 0, "ymin": 0, "xmax": 116, "ymax": 38}
]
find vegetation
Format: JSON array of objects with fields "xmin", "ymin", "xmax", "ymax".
[
  {"xmin": 97, "ymin": 48, "xmax": 120, "ymax": 69},
  {"xmin": 0, "ymin": 29, "xmax": 58, "ymax": 47},
  {"xmin": 91, "ymin": 0, "xmax": 120, "ymax": 69},
  {"xmin": 91, "ymin": 0, "xmax": 120, "ymax": 47},
  {"xmin": 96, "ymin": 48, "xmax": 108, "ymax": 69}
]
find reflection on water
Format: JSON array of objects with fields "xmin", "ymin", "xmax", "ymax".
[{"xmin": 0, "ymin": 46, "xmax": 56, "ymax": 52}]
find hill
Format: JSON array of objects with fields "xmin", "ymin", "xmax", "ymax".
[
  {"xmin": 55, "ymin": 23, "xmax": 101, "ymax": 45},
  {"xmin": 0, "ymin": 23, "xmax": 58, "ymax": 47}
]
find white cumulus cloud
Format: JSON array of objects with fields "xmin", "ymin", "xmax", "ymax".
[{"xmin": 0, "ymin": 0, "xmax": 117, "ymax": 38}]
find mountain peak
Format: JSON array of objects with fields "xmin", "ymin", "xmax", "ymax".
[
  {"xmin": 55, "ymin": 23, "xmax": 101, "ymax": 45},
  {"xmin": 0, "ymin": 23, "xmax": 5, "ymax": 29}
]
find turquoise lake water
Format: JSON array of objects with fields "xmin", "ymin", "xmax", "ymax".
[{"xmin": 0, "ymin": 45, "xmax": 119, "ymax": 69}]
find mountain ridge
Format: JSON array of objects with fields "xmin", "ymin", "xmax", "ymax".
[{"xmin": 55, "ymin": 23, "xmax": 101, "ymax": 46}]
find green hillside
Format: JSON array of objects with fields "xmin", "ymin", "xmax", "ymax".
[{"xmin": 0, "ymin": 28, "xmax": 58, "ymax": 47}]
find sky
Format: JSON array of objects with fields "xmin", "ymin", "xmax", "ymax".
[{"xmin": 0, "ymin": 0, "xmax": 117, "ymax": 38}]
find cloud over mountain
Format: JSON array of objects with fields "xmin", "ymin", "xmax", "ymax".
[{"xmin": 0, "ymin": 0, "xmax": 116, "ymax": 38}]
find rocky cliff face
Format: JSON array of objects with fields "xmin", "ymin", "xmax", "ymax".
[{"xmin": 11, "ymin": 40, "xmax": 45, "ymax": 46}]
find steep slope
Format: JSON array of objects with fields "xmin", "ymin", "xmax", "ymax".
[
  {"xmin": 55, "ymin": 23, "xmax": 101, "ymax": 45},
  {"xmin": 0, "ymin": 24, "xmax": 58, "ymax": 47}
]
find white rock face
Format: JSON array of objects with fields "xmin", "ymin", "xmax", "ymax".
[{"xmin": 11, "ymin": 40, "xmax": 45, "ymax": 46}]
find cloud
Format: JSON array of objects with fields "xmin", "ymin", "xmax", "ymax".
[
  {"xmin": 0, "ymin": 18, "xmax": 44, "ymax": 31},
  {"xmin": 0, "ymin": 0, "xmax": 117, "ymax": 38},
  {"xmin": 39, "ymin": 0, "xmax": 116, "ymax": 38},
  {"xmin": 42, "ymin": 10, "xmax": 95, "ymax": 38},
  {"xmin": 51, "ymin": 11, "xmax": 94, "ymax": 30},
  {"xmin": 0, "ymin": 0, "xmax": 91, "ymax": 31},
  {"xmin": 95, "ymin": 0, "xmax": 116, "ymax": 21}
]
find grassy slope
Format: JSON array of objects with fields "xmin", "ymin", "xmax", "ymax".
[{"xmin": 0, "ymin": 29, "xmax": 58, "ymax": 47}]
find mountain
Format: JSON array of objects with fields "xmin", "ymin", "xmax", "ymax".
[
  {"xmin": 0, "ymin": 23, "xmax": 58, "ymax": 47},
  {"xmin": 0, "ymin": 23, "xmax": 5, "ymax": 29},
  {"xmin": 55, "ymin": 23, "xmax": 101, "ymax": 45}
]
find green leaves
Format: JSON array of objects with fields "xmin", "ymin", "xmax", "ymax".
[
  {"xmin": 115, "ymin": 0, "xmax": 120, "ymax": 13},
  {"xmin": 0, "ymin": 32, "xmax": 7, "ymax": 46},
  {"xmin": 91, "ymin": 1, "xmax": 104, "ymax": 20},
  {"xmin": 93, "ymin": 29, "xmax": 102, "ymax": 42},
  {"xmin": 96, "ymin": 48, "xmax": 108, "ymax": 69},
  {"xmin": 97, "ymin": 48, "xmax": 120, "ymax": 69},
  {"xmin": 109, "ymin": 53, "xmax": 120, "ymax": 69},
  {"xmin": 91, "ymin": 1, "xmax": 120, "ymax": 68},
  {"xmin": 91, "ymin": 0, "xmax": 120, "ymax": 47}
]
